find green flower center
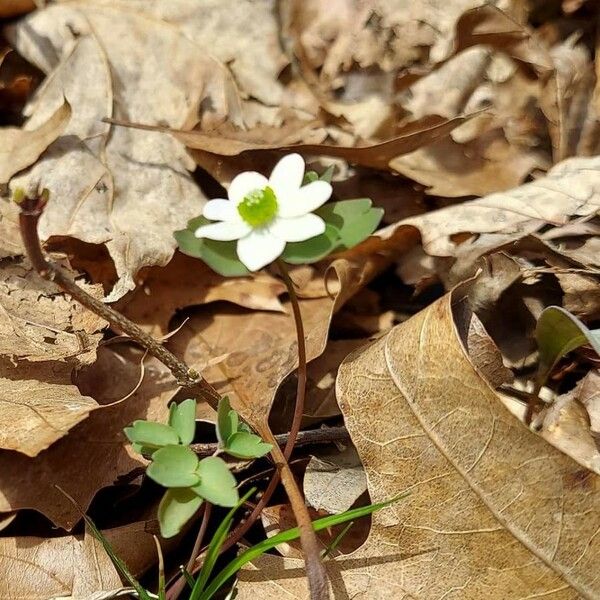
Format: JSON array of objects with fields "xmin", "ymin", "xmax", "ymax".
[{"xmin": 237, "ymin": 186, "xmax": 278, "ymax": 227}]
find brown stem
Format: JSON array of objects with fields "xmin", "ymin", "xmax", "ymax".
[
  {"xmin": 190, "ymin": 425, "xmax": 350, "ymax": 457},
  {"xmin": 263, "ymin": 432, "xmax": 330, "ymax": 599},
  {"xmin": 277, "ymin": 259, "xmax": 308, "ymax": 459},
  {"xmin": 17, "ymin": 194, "xmax": 220, "ymax": 408},
  {"xmin": 197, "ymin": 260, "xmax": 329, "ymax": 598},
  {"xmin": 167, "ymin": 503, "xmax": 212, "ymax": 600}
]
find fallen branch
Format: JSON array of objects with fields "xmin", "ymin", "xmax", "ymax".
[{"xmin": 17, "ymin": 192, "xmax": 220, "ymax": 408}]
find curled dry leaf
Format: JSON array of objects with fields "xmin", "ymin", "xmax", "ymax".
[
  {"xmin": 0, "ymin": 100, "xmax": 70, "ymax": 183},
  {"xmin": 0, "ymin": 348, "xmax": 177, "ymax": 529},
  {"xmin": 236, "ymin": 285, "xmax": 600, "ymax": 598},
  {"xmin": 390, "ymin": 155, "xmax": 600, "ymax": 288}
]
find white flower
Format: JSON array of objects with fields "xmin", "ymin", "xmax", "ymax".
[{"xmin": 194, "ymin": 154, "xmax": 332, "ymax": 271}]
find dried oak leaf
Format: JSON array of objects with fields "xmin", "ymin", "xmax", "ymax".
[
  {"xmin": 167, "ymin": 230, "xmax": 419, "ymax": 437},
  {"xmin": 0, "ymin": 259, "xmax": 104, "ymax": 364},
  {"xmin": 8, "ymin": 3, "xmax": 243, "ymax": 300},
  {"xmin": 0, "ymin": 202, "xmax": 105, "ymax": 456},
  {"xmin": 236, "ymin": 286, "xmax": 600, "ymax": 598},
  {"xmin": 117, "ymin": 252, "xmax": 286, "ymax": 337},
  {"xmin": 391, "ymin": 155, "xmax": 600, "ymax": 281},
  {"xmin": 0, "ymin": 348, "xmax": 177, "ymax": 529},
  {"xmin": 0, "ymin": 360, "xmax": 98, "ymax": 458}
]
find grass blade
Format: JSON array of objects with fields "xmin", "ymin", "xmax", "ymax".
[
  {"xmin": 198, "ymin": 493, "xmax": 407, "ymax": 600},
  {"xmin": 190, "ymin": 488, "xmax": 256, "ymax": 600}
]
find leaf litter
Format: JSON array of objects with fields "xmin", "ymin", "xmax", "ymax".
[{"xmin": 1, "ymin": 0, "xmax": 600, "ymax": 598}]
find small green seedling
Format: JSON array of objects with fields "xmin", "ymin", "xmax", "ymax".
[
  {"xmin": 217, "ymin": 396, "xmax": 272, "ymax": 459},
  {"xmin": 124, "ymin": 397, "xmax": 272, "ymax": 538}
]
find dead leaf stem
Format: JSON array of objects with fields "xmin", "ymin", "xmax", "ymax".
[{"xmin": 17, "ymin": 194, "xmax": 220, "ymax": 408}]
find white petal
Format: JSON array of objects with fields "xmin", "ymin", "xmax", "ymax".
[
  {"xmin": 228, "ymin": 172, "xmax": 269, "ymax": 205},
  {"xmin": 203, "ymin": 199, "xmax": 236, "ymax": 221},
  {"xmin": 278, "ymin": 180, "xmax": 332, "ymax": 218},
  {"xmin": 268, "ymin": 153, "xmax": 305, "ymax": 200},
  {"xmin": 270, "ymin": 214, "xmax": 325, "ymax": 242},
  {"xmin": 195, "ymin": 220, "xmax": 250, "ymax": 241},
  {"xmin": 236, "ymin": 229, "xmax": 286, "ymax": 271}
]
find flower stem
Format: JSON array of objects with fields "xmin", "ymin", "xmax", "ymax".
[{"xmin": 17, "ymin": 193, "xmax": 220, "ymax": 408}]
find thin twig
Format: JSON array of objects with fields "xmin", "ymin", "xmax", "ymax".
[
  {"xmin": 167, "ymin": 503, "xmax": 212, "ymax": 600},
  {"xmin": 17, "ymin": 194, "xmax": 220, "ymax": 408},
  {"xmin": 190, "ymin": 425, "xmax": 350, "ymax": 456}
]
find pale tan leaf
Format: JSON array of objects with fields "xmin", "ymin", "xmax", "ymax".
[
  {"xmin": 0, "ymin": 529, "xmax": 122, "ymax": 600},
  {"xmin": 0, "ymin": 259, "xmax": 105, "ymax": 365},
  {"xmin": 237, "ymin": 287, "xmax": 600, "ymax": 598},
  {"xmin": 0, "ymin": 360, "xmax": 98, "ymax": 457},
  {"xmin": 304, "ymin": 445, "xmax": 367, "ymax": 515},
  {"xmin": 0, "ymin": 101, "xmax": 70, "ymax": 183}
]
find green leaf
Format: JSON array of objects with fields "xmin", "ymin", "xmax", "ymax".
[
  {"xmin": 216, "ymin": 396, "xmax": 238, "ymax": 446},
  {"xmin": 175, "ymin": 216, "xmax": 249, "ymax": 277},
  {"xmin": 169, "ymin": 398, "xmax": 197, "ymax": 445},
  {"xmin": 303, "ymin": 170, "xmax": 319, "ymax": 184},
  {"xmin": 197, "ymin": 493, "xmax": 408, "ymax": 600},
  {"xmin": 536, "ymin": 306, "xmax": 600, "ymax": 386},
  {"xmin": 192, "ymin": 456, "xmax": 239, "ymax": 507},
  {"xmin": 158, "ymin": 488, "xmax": 203, "ymax": 538},
  {"xmin": 281, "ymin": 199, "xmax": 383, "ymax": 265},
  {"xmin": 147, "ymin": 445, "xmax": 200, "ymax": 488},
  {"xmin": 280, "ymin": 223, "xmax": 339, "ymax": 264},
  {"xmin": 131, "ymin": 442, "xmax": 159, "ymax": 457},
  {"xmin": 124, "ymin": 421, "xmax": 180, "ymax": 448},
  {"xmin": 225, "ymin": 431, "xmax": 272, "ymax": 459},
  {"xmin": 190, "ymin": 488, "xmax": 256, "ymax": 600}
]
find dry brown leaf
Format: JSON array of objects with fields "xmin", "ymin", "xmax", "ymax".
[
  {"xmin": 390, "ymin": 128, "xmax": 546, "ymax": 196},
  {"xmin": 540, "ymin": 387, "xmax": 600, "ymax": 476},
  {"xmin": 121, "ymin": 112, "xmax": 474, "ymax": 172},
  {"xmin": 0, "ymin": 527, "xmax": 123, "ymax": 600},
  {"xmin": 0, "ymin": 0, "xmax": 34, "ymax": 18},
  {"xmin": 274, "ymin": 338, "xmax": 369, "ymax": 430},
  {"xmin": 303, "ymin": 445, "xmax": 367, "ymax": 514},
  {"xmin": 8, "ymin": 3, "xmax": 243, "ymax": 299},
  {"xmin": 0, "ymin": 258, "xmax": 105, "ymax": 364},
  {"xmin": 0, "ymin": 360, "xmax": 98, "ymax": 457},
  {"xmin": 540, "ymin": 370, "xmax": 600, "ymax": 477},
  {"xmin": 168, "ymin": 226, "xmax": 419, "ymax": 434},
  {"xmin": 0, "ymin": 101, "xmax": 70, "ymax": 183},
  {"xmin": 117, "ymin": 252, "xmax": 286, "ymax": 337},
  {"xmin": 389, "ymin": 155, "xmax": 600, "ymax": 282},
  {"xmin": 0, "ymin": 519, "xmax": 167, "ymax": 600},
  {"xmin": 288, "ymin": 0, "xmax": 504, "ymax": 87},
  {"xmin": 237, "ymin": 285, "xmax": 600, "ymax": 598},
  {"xmin": 0, "ymin": 348, "xmax": 176, "ymax": 529}
]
